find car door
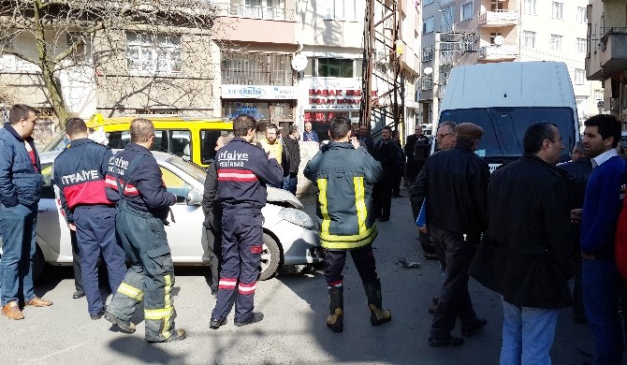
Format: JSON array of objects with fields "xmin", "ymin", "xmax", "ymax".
[
  {"xmin": 37, "ymin": 162, "xmax": 73, "ymax": 262},
  {"xmin": 160, "ymin": 165, "xmax": 205, "ymax": 263}
]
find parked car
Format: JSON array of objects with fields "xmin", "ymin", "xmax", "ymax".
[{"xmin": 1, "ymin": 150, "xmax": 323, "ymax": 281}]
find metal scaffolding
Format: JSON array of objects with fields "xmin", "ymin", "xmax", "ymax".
[{"xmin": 359, "ymin": 0, "xmax": 404, "ymax": 139}]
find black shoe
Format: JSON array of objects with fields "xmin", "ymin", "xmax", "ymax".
[
  {"xmin": 379, "ymin": 217, "xmax": 390, "ymax": 222},
  {"xmin": 148, "ymin": 329, "xmax": 187, "ymax": 343},
  {"xmin": 234, "ymin": 312, "xmax": 264, "ymax": 327},
  {"xmin": 423, "ymin": 252, "xmax": 438, "ymax": 260},
  {"xmin": 210, "ymin": 317, "xmax": 227, "ymax": 330},
  {"xmin": 73, "ymin": 291, "xmax": 85, "ymax": 299},
  {"xmin": 90, "ymin": 307, "xmax": 106, "ymax": 320},
  {"xmin": 462, "ymin": 318, "xmax": 487, "ymax": 337},
  {"xmin": 429, "ymin": 336, "xmax": 464, "ymax": 347},
  {"xmin": 104, "ymin": 311, "xmax": 136, "ymax": 333}
]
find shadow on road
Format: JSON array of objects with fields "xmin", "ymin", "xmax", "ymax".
[{"xmin": 108, "ymin": 336, "xmax": 186, "ymax": 364}]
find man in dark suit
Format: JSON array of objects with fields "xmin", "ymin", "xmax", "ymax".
[{"xmin": 404, "ymin": 125, "xmax": 431, "ymax": 185}]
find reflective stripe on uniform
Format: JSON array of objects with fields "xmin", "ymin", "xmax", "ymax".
[
  {"xmin": 353, "ymin": 176, "xmax": 367, "ymax": 234},
  {"xmin": 144, "ymin": 306, "xmax": 174, "ymax": 320},
  {"xmin": 238, "ymin": 282, "xmax": 257, "ymax": 295},
  {"xmin": 321, "ymin": 224, "xmax": 378, "ymax": 250},
  {"xmin": 317, "ymin": 178, "xmax": 331, "ymax": 235},
  {"xmin": 117, "ymin": 282, "xmax": 144, "ymax": 301},
  {"xmin": 219, "ymin": 277, "xmax": 237, "ymax": 290},
  {"xmin": 164, "ymin": 274, "xmax": 172, "ymax": 308}
]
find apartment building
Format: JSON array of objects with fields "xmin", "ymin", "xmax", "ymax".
[
  {"xmin": 296, "ymin": 0, "xmax": 421, "ymax": 140},
  {"xmin": 419, "ymin": 0, "xmax": 601, "ymax": 129},
  {"xmin": 0, "ymin": 3, "xmax": 220, "ymax": 119},
  {"xmin": 586, "ymin": 0, "xmax": 627, "ymax": 122}
]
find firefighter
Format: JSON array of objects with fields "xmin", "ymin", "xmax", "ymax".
[
  {"xmin": 103, "ymin": 118, "xmax": 186, "ymax": 343},
  {"xmin": 53, "ymin": 118, "xmax": 126, "ymax": 320},
  {"xmin": 210, "ymin": 114, "xmax": 283, "ymax": 329},
  {"xmin": 304, "ymin": 115, "xmax": 392, "ymax": 332}
]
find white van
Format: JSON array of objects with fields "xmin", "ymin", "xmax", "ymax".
[{"xmin": 436, "ymin": 61, "xmax": 580, "ymax": 172}]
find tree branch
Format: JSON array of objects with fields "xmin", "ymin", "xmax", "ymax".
[
  {"xmin": 2, "ymin": 49, "xmax": 38, "ymax": 66},
  {"xmin": 53, "ymin": 22, "xmax": 105, "ymax": 63}
]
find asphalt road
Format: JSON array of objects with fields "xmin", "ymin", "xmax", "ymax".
[{"xmin": 1, "ymin": 187, "xmax": 598, "ymax": 365}]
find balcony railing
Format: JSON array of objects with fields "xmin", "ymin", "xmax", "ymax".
[
  {"xmin": 478, "ymin": 44, "xmax": 519, "ymax": 59},
  {"xmin": 440, "ymin": 50, "xmax": 455, "ymax": 66},
  {"xmin": 601, "ymin": 27, "xmax": 627, "ymax": 43},
  {"xmin": 227, "ymin": 5, "xmax": 294, "ymax": 21},
  {"xmin": 478, "ymin": 10, "xmax": 519, "ymax": 26}
]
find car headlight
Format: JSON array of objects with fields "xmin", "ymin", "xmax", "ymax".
[{"xmin": 278, "ymin": 207, "xmax": 317, "ymax": 230}]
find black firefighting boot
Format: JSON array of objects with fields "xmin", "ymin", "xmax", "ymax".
[
  {"xmin": 326, "ymin": 285, "xmax": 344, "ymax": 333},
  {"xmin": 364, "ymin": 279, "xmax": 392, "ymax": 326}
]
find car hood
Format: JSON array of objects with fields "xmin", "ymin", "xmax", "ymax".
[{"xmin": 267, "ymin": 187, "xmax": 303, "ymax": 209}]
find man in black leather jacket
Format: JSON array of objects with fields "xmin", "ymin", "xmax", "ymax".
[{"xmin": 410, "ymin": 123, "xmax": 489, "ymax": 347}]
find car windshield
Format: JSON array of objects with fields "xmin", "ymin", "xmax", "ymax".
[
  {"xmin": 439, "ymin": 107, "xmax": 576, "ymax": 163},
  {"xmin": 166, "ymin": 157, "xmax": 206, "ymax": 184}
]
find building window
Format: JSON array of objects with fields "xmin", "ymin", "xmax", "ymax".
[
  {"xmin": 423, "ymin": 17, "xmax": 434, "ymax": 34},
  {"xmin": 523, "ymin": 0, "xmax": 536, "ymax": 15},
  {"xmin": 422, "ymin": 74, "xmax": 433, "ymax": 90},
  {"xmin": 523, "ymin": 31, "xmax": 536, "ymax": 49},
  {"xmin": 576, "ymin": 37, "xmax": 587, "ymax": 53},
  {"xmin": 574, "ymin": 68, "xmax": 585, "ymax": 85},
  {"xmin": 576, "ymin": 6, "xmax": 587, "ymax": 23},
  {"xmin": 324, "ymin": 0, "xmax": 359, "ymax": 21},
  {"xmin": 230, "ymin": 0, "xmax": 286, "ymax": 20},
  {"xmin": 221, "ymin": 51, "xmax": 292, "ymax": 86},
  {"xmin": 317, "ymin": 58, "xmax": 354, "ymax": 78},
  {"xmin": 552, "ymin": 2, "xmax": 564, "ymax": 20},
  {"xmin": 550, "ymin": 34, "xmax": 563, "ymax": 51},
  {"xmin": 441, "ymin": 5, "xmax": 454, "ymax": 33},
  {"xmin": 126, "ymin": 32, "xmax": 182, "ymax": 74},
  {"xmin": 460, "ymin": 2, "xmax": 473, "ymax": 22},
  {"xmin": 594, "ymin": 89, "xmax": 603, "ymax": 101},
  {"xmin": 422, "ymin": 46, "xmax": 434, "ymax": 62}
]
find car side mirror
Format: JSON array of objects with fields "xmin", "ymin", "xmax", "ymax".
[{"xmin": 185, "ymin": 190, "xmax": 202, "ymax": 206}]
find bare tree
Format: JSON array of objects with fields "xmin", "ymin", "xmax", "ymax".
[{"xmin": 0, "ymin": 0, "xmax": 221, "ymax": 125}]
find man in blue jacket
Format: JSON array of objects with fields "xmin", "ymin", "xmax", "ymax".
[
  {"xmin": 304, "ymin": 116, "xmax": 391, "ymax": 333},
  {"xmin": 210, "ymin": 115, "xmax": 283, "ymax": 329},
  {"xmin": 103, "ymin": 118, "xmax": 186, "ymax": 343},
  {"xmin": 0, "ymin": 104, "xmax": 52, "ymax": 320},
  {"xmin": 579, "ymin": 114, "xmax": 625, "ymax": 364},
  {"xmin": 53, "ymin": 117, "xmax": 126, "ymax": 320}
]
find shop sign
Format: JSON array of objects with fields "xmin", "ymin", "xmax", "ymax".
[
  {"xmin": 222, "ymin": 85, "xmax": 297, "ymax": 100},
  {"xmin": 307, "ymin": 88, "xmax": 377, "ymax": 110}
]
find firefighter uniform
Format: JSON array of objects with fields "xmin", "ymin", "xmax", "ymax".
[
  {"xmin": 210, "ymin": 137, "xmax": 283, "ymax": 326},
  {"xmin": 304, "ymin": 140, "xmax": 392, "ymax": 332},
  {"xmin": 53, "ymin": 138, "xmax": 126, "ymax": 318},
  {"xmin": 104, "ymin": 143, "xmax": 180, "ymax": 342}
]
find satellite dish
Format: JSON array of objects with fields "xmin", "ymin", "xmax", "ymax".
[
  {"xmin": 424, "ymin": 67, "xmax": 433, "ymax": 75},
  {"xmin": 291, "ymin": 54, "xmax": 308, "ymax": 72},
  {"xmin": 494, "ymin": 36, "xmax": 504, "ymax": 46}
]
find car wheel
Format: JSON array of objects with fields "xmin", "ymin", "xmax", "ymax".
[
  {"xmin": 32, "ymin": 246, "xmax": 45, "ymax": 283},
  {"xmin": 259, "ymin": 233, "xmax": 281, "ymax": 281}
]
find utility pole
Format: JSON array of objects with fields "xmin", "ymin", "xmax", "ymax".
[
  {"xmin": 359, "ymin": 0, "xmax": 404, "ymax": 139},
  {"xmin": 432, "ymin": 32, "xmax": 440, "ymax": 127}
]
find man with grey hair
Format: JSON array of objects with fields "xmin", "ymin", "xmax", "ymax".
[
  {"xmin": 104, "ymin": 118, "xmax": 186, "ymax": 343},
  {"xmin": 411, "ymin": 122, "xmax": 489, "ymax": 347}
]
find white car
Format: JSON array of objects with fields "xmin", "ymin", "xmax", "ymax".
[{"xmin": 12, "ymin": 150, "xmax": 323, "ymax": 281}]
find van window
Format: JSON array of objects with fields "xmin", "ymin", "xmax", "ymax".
[
  {"xmin": 439, "ymin": 107, "xmax": 576, "ymax": 163},
  {"xmin": 201, "ymin": 130, "xmax": 231, "ymax": 165},
  {"xmin": 107, "ymin": 130, "xmax": 191, "ymax": 159}
]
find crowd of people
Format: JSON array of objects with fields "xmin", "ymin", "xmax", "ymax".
[{"xmin": 2, "ymin": 102, "xmax": 626, "ymax": 363}]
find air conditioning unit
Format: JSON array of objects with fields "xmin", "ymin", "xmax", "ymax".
[{"xmin": 610, "ymin": 97, "xmax": 620, "ymax": 111}]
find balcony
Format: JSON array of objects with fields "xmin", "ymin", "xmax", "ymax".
[
  {"xmin": 214, "ymin": 4, "xmax": 297, "ymax": 44},
  {"xmin": 227, "ymin": 4, "xmax": 293, "ymax": 21},
  {"xmin": 591, "ymin": 27, "xmax": 627, "ymax": 80},
  {"xmin": 478, "ymin": 44, "xmax": 518, "ymax": 61},
  {"xmin": 478, "ymin": 10, "xmax": 519, "ymax": 27}
]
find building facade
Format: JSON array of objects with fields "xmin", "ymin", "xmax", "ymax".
[
  {"xmin": 586, "ymin": 0, "xmax": 627, "ymax": 123},
  {"xmin": 419, "ymin": 0, "xmax": 601, "ymax": 131}
]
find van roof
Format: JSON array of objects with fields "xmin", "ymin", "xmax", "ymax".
[
  {"xmin": 87, "ymin": 116, "xmax": 229, "ymax": 128},
  {"xmin": 440, "ymin": 61, "xmax": 577, "ymax": 112}
]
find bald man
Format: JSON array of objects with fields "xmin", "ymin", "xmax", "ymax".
[{"xmin": 202, "ymin": 135, "xmax": 232, "ymax": 294}]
